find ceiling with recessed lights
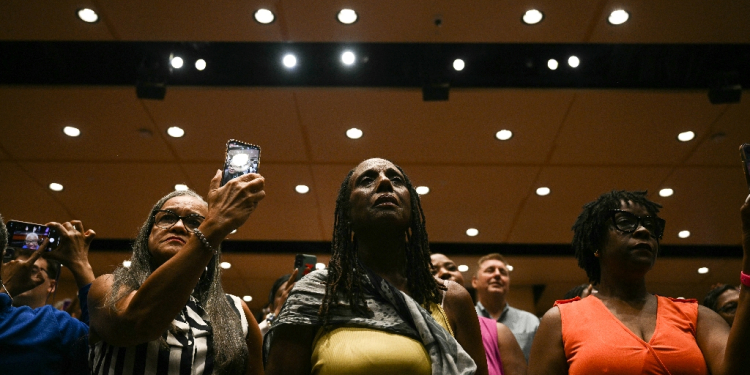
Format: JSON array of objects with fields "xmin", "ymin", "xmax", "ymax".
[{"xmin": 1, "ymin": 1, "xmax": 749, "ymax": 314}]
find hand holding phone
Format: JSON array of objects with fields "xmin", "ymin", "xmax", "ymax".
[
  {"xmin": 4, "ymin": 221, "xmax": 60, "ymax": 254},
  {"xmin": 221, "ymin": 139, "xmax": 261, "ymax": 186},
  {"xmin": 294, "ymin": 254, "xmax": 317, "ymax": 281}
]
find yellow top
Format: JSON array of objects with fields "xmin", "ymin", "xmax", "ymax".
[{"xmin": 311, "ymin": 303, "xmax": 453, "ymax": 375}]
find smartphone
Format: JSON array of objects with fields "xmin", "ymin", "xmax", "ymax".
[
  {"xmin": 220, "ymin": 139, "xmax": 261, "ymax": 186},
  {"xmin": 294, "ymin": 254, "xmax": 317, "ymax": 281},
  {"xmin": 741, "ymin": 144, "xmax": 750, "ymax": 190},
  {"xmin": 5, "ymin": 221, "xmax": 59, "ymax": 253}
]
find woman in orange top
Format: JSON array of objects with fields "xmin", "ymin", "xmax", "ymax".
[{"xmin": 528, "ymin": 190, "xmax": 750, "ymax": 375}]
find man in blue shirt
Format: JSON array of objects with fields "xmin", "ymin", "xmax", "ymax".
[
  {"xmin": 473, "ymin": 253, "xmax": 539, "ymax": 361},
  {"xmin": 0, "ymin": 214, "xmax": 96, "ymax": 375}
]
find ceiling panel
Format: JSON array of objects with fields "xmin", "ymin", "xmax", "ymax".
[
  {"xmin": 686, "ymin": 98, "xmax": 750, "ymax": 166},
  {"xmin": 551, "ymin": 91, "xmax": 726, "ymax": 165},
  {"xmin": 0, "ymin": 87, "xmax": 172, "ymax": 162},
  {"xmin": 0, "ymin": 1, "xmax": 115, "ymax": 40},
  {"xmin": 509, "ymin": 166, "xmax": 672, "ymax": 243},
  {"xmin": 297, "ymin": 88, "xmax": 574, "ymax": 164},
  {"xmin": 659, "ymin": 166, "xmax": 746, "ymax": 245},
  {"xmin": 588, "ymin": 0, "xmax": 750, "ymax": 43},
  {"xmin": 0, "ymin": 162, "xmax": 72, "ymax": 224},
  {"xmin": 142, "ymin": 88, "xmax": 307, "ymax": 163}
]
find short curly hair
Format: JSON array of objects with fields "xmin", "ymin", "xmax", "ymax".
[{"xmin": 572, "ymin": 190, "xmax": 663, "ymax": 284}]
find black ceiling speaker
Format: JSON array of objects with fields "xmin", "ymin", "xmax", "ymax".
[
  {"xmin": 136, "ymin": 53, "xmax": 169, "ymax": 100},
  {"xmin": 708, "ymin": 71, "xmax": 742, "ymax": 104}
]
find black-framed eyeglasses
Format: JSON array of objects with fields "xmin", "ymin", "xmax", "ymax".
[
  {"xmin": 152, "ymin": 209, "xmax": 205, "ymax": 232},
  {"xmin": 609, "ymin": 209, "xmax": 666, "ymax": 239}
]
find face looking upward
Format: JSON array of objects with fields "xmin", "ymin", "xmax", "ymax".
[
  {"xmin": 716, "ymin": 288, "xmax": 740, "ymax": 327},
  {"xmin": 472, "ymin": 259, "xmax": 511, "ymax": 298},
  {"xmin": 430, "ymin": 253, "xmax": 465, "ymax": 285},
  {"xmin": 147, "ymin": 195, "xmax": 208, "ymax": 267},
  {"xmin": 13, "ymin": 256, "xmax": 55, "ymax": 309},
  {"xmin": 598, "ymin": 201, "xmax": 660, "ymax": 274},
  {"xmin": 347, "ymin": 158, "xmax": 412, "ymax": 232}
]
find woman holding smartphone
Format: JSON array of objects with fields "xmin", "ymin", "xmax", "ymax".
[
  {"xmin": 88, "ymin": 170, "xmax": 266, "ymax": 375},
  {"xmin": 528, "ymin": 190, "xmax": 750, "ymax": 375},
  {"xmin": 264, "ymin": 158, "xmax": 488, "ymax": 375}
]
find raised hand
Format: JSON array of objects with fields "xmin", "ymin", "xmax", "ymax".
[
  {"xmin": 1, "ymin": 239, "xmax": 48, "ymax": 296},
  {"xmin": 203, "ymin": 170, "xmax": 266, "ymax": 241}
]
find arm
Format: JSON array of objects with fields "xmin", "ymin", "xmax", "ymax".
[
  {"xmin": 264, "ymin": 324, "xmax": 317, "ymax": 375},
  {"xmin": 443, "ymin": 281, "xmax": 490, "ymax": 375},
  {"xmin": 527, "ymin": 307, "xmax": 568, "ymax": 375},
  {"xmin": 497, "ymin": 322, "xmax": 527, "ymax": 375},
  {"xmin": 695, "ymin": 194, "xmax": 750, "ymax": 375},
  {"xmin": 241, "ymin": 300, "xmax": 264, "ymax": 375},
  {"xmin": 89, "ymin": 171, "xmax": 265, "ymax": 347}
]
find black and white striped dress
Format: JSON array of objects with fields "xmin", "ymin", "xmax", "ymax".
[{"xmin": 90, "ymin": 294, "xmax": 248, "ymax": 375}]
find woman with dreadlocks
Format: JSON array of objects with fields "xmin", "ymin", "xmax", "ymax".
[
  {"xmin": 528, "ymin": 190, "xmax": 750, "ymax": 375},
  {"xmin": 265, "ymin": 158, "xmax": 487, "ymax": 375},
  {"xmin": 88, "ymin": 171, "xmax": 266, "ymax": 375}
]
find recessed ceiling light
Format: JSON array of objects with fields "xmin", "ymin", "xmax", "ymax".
[
  {"xmin": 522, "ymin": 9, "xmax": 544, "ymax": 25},
  {"xmin": 659, "ymin": 188, "xmax": 674, "ymax": 197},
  {"xmin": 507, "ymin": 265, "xmax": 514, "ymax": 271},
  {"xmin": 568, "ymin": 56, "xmax": 580, "ymax": 68},
  {"xmin": 495, "ymin": 129, "xmax": 513, "ymax": 141},
  {"xmin": 416, "ymin": 186, "xmax": 430, "ymax": 195},
  {"xmin": 174, "ymin": 184, "xmax": 188, "ymax": 191},
  {"xmin": 536, "ymin": 187, "xmax": 550, "ymax": 196},
  {"xmin": 458, "ymin": 265, "xmax": 469, "ymax": 272},
  {"xmin": 466, "ymin": 228, "xmax": 479, "ymax": 237},
  {"xmin": 453, "ymin": 59, "xmax": 465, "ymax": 71},
  {"xmin": 63, "ymin": 126, "xmax": 81, "ymax": 137},
  {"xmin": 195, "ymin": 59, "xmax": 206, "ymax": 71},
  {"xmin": 242, "ymin": 295, "xmax": 253, "ymax": 302},
  {"xmin": 341, "ymin": 51, "xmax": 356, "ymax": 65},
  {"xmin": 697, "ymin": 267, "xmax": 709, "ymax": 274},
  {"xmin": 77, "ymin": 8, "xmax": 99, "ymax": 23},
  {"xmin": 337, "ymin": 9, "xmax": 358, "ymax": 24},
  {"xmin": 49, "ymin": 183, "xmax": 64, "ymax": 192},
  {"xmin": 231, "ymin": 229, "xmax": 237, "ymax": 234},
  {"xmin": 122, "ymin": 260, "xmax": 132, "ymax": 268},
  {"xmin": 608, "ymin": 10, "xmax": 630, "ymax": 25},
  {"xmin": 677, "ymin": 131, "xmax": 695, "ymax": 142},
  {"xmin": 254, "ymin": 9, "xmax": 275, "ymax": 24},
  {"xmin": 295, "ymin": 185, "xmax": 310, "ymax": 194},
  {"xmin": 678, "ymin": 230, "xmax": 691, "ymax": 239},
  {"xmin": 170, "ymin": 56, "xmax": 184, "ymax": 69},
  {"xmin": 547, "ymin": 59, "xmax": 559, "ymax": 70},
  {"xmin": 167, "ymin": 126, "xmax": 185, "ymax": 138},
  {"xmin": 346, "ymin": 128, "xmax": 363, "ymax": 139},
  {"xmin": 220, "ymin": 262, "xmax": 232, "ymax": 269},
  {"xmin": 282, "ymin": 54, "xmax": 297, "ymax": 68},
  {"xmin": 315, "ymin": 263, "xmax": 326, "ymax": 270}
]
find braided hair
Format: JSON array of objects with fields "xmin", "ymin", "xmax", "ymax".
[
  {"xmin": 319, "ymin": 159, "xmax": 444, "ymax": 324},
  {"xmin": 571, "ymin": 190, "xmax": 663, "ymax": 284}
]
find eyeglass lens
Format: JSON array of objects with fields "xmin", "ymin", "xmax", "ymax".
[
  {"xmin": 613, "ymin": 211, "xmax": 662, "ymax": 237},
  {"xmin": 154, "ymin": 211, "xmax": 204, "ymax": 231}
]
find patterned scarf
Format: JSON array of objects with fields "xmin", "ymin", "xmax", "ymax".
[{"xmin": 263, "ymin": 268, "xmax": 476, "ymax": 375}]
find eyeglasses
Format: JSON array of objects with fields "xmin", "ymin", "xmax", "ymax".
[
  {"xmin": 152, "ymin": 209, "xmax": 205, "ymax": 232},
  {"xmin": 609, "ymin": 209, "xmax": 666, "ymax": 239}
]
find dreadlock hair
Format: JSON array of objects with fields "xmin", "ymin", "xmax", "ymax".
[
  {"xmin": 571, "ymin": 190, "xmax": 663, "ymax": 285},
  {"xmin": 0, "ymin": 213, "xmax": 7, "ymax": 257},
  {"xmin": 319, "ymin": 159, "xmax": 444, "ymax": 325},
  {"xmin": 703, "ymin": 284, "xmax": 739, "ymax": 312},
  {"xmin": 104, "ymin": 190, "xmax": 247, "ymax": 375}
]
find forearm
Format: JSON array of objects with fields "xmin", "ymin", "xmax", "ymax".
[
  {"xmin": 721, "ymin": 255, "xmax": 750, "ymax": 374},
  {"xmin": 67, "ymin": 260, "xmax": 95, "ymax": 289}
]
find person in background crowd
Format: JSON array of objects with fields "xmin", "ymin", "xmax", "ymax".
[
  {"xmin": 88, "ymin": 170, "xmax": 266, "ymax": 375},
  {"xmin": 265, "ymin": 158, "xmax": 488, "ymax": 375},
  {"xmin": 431, "ymin": 253, "xmax": 526, "ymax": 375},
  {"xmin": 472, "ymin": 253, "xmax": 539, "ymax": 361},
  {"xmin": 0, "ymin": 214, "xmax": 96, "ymax": 375},
  {"xmin": 529, "ymin": 190, "xmax": 750, "ymax": 375},
  {"xmin": 258, "ymin": 269, "xmax": 297, "ymax": 336},
  {"xmin": 704, "ymin": 283, "xmax": 740, "ymax": 327}
]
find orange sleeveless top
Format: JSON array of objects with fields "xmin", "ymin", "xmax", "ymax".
[{"xmin": 555, "ymin": 295, "xmax": 708, "ymax": 375}]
